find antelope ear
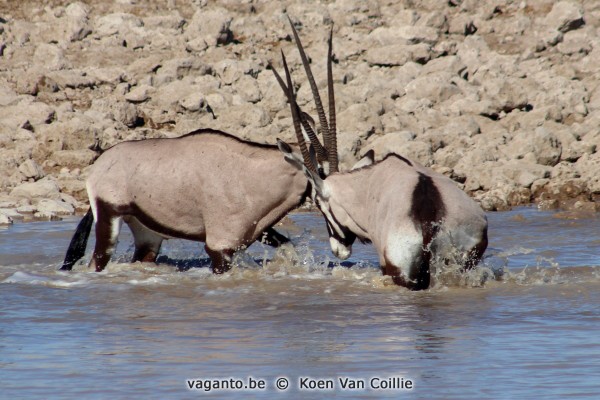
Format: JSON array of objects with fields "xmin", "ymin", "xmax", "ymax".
[
  {"xmin": 351, "ymin": 149, "xmax": 375, "ymax": 170},
  {"xmin": 277, "ymin": 139, "xmax": 304, "ymax": 169},
  {"xmin": 303, "ymin": 166, "xmax": 328, "ymax": 200},
  {"xmin": 278, "ymin": 139, "xmax": 328, "ymax": 199}
]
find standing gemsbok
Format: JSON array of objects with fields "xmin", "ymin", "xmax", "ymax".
[
  {"xmin": 61, "ymin": 127, "xmax": 324, "ymax": 273},
  {"xmin": 273, "ymin": 19, "xmax": 488, "ymax": 290}
]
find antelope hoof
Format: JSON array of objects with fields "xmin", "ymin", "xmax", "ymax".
[{"xmin": 206, "ymin": 246, "xmax": 234, "ymax": 275}]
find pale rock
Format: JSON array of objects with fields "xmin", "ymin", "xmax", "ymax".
[
  {"xmin": 114, "ymin": 102, "xmax": 139, "ymax": 127},
  {"xmin": 16, "ymin": 204, "xmax": 36, "ymax": 215},
  {"xmin": 143, "ymin": 13, "xmax": 185, "ymax": 30},
  {"xmin": 205, "ymin": 93, "xmax": 231, "ymax": 113},
  {"xmin": 150, "ymin": 79, "xmax": 197, "ymax": 113},
  {"xmin": 544, "ymin": 1, "xmax": 585, "ymax": 33},
  {"xmin": 0, "ymin": 100, "xmax": 56, "ymax": 135},
  {"xmin": 60, "ymin": 193, "xmax": 84, "ymax": 211},
  {"xmin": 45, "ymin": 70, "xmax": 97, "ymax": 90},
  {"xmin": 474, "ymin": 188, "xmax": 510, "ymax": 211},
  {"xmin": 405, "ymin": 72, "xmax": 461, "ymax": 103},
  {"xmin": 336, "ymin": 103, "xmax": 383, "ymax": 153},
  {"xmin": 234, "ymin": 104, "xmax": 271, "ymax": 128},
  {"xmin": 64, "ymin": 2, "xmax": 92, "ymax": 42},
  {"xmin": 33, "ymin": 44, "xmax": 70, "ymax": 70},
  {"xmin": 88, "ymin": 67, "xmax": 128, "ymax": 86},
  {"xmin": 194, "ymin": 75, "xmax": 221, "ymax": 94},
  {"xmin": 364, "ymin": 43, "xmax": 431, "ymax": 66},
  {"xmin": 448, "ymin": 14, "xmax": 477, "ymax": 36},
  {"xmin": 184, "ymin": 8, "xmax": 234, "ymax": 47},
  {"xmin": 35, "ymin": 198, "xmax": 75, "ymax": 215},
  {"xmin": 94, "ymin": 13, "xmax": 143, "ymax": 38},
  {"xmin": 56, "ymin": 177, "xmax": 87, "ymax": 201},
  {"xmin": 51, "ymin": 150, "xmax": 97, "ymax": 168},
  {"xmin": 1, "ymin": 208, "xmax": 23, "ymax": 221},
  {"xmin": 397, "ymin": 25, "xmax": 439, "ymax": 44},
  {"xmin": 185, "ymin": 37, "xmax": 209, "ymax": 53},
  {"xmin": 421, "ymin": 55, "xmax": 467, "ymax": 77},
  {"xmin": 502, "ymin": 126, "xmax": 562, "ymax": 166},
  {"xmin": 573, "ymin": 153, "xmax": 600, "ymax": 193},
  {"xmin": 154, "ymin": 58, "xmax": 212, "ymax": 87},
  {"xmin": 18, "ymin": 159, "xmax": 45, "ymax": 180},
  {"xmin": 214, "ymin": 59, "xmax": 245, "ymax": 85},
  {"xmin": 551, "ymin": 161, "xmax": 579, "ymax": 180},
  {"xmin": 367, "ymin": 25, "xmax": 437, "ymax": 46},
  {"xmin": 0, "ymin": 211, "xmax": 12, "ymax": 225},
  {"xmin": 33, "ymin": 210, "xmax": 61, "ymax": 221},
  {"xmin": 557, "ymin": 29, "xmax": 592, "ymax": 56},
  {"xmin": 178, "ymin": 92, "xmax": 206, "ymax": 113},
  {"xmin": 367, "ymin": 27, "xmax": 410, "ymax": 46},
  {"xmin": 500, "ymin": 160, "xmax": 552, "ymax": 189},
  {"xmin": 235, "ymin": 75, "xmax": 262, "ymax": 104},
  {"xmin": 125, "ymin": 85, "xmax": 154, "ymax": 103},
  {"xmin": 0, "ymin": 85, "xmax": 20, "ymax": 107},
  {"xmin": 10, "ymin": 178, "xmax": 61, "ymax": 200}
]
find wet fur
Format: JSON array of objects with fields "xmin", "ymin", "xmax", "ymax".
[
  {"xmin": 61, "ymin": 130, "xmax": 308, "ymax": 272},
  {"xmin": 406, "ymin": 173, "xmax": 447, "ymax": 290}
]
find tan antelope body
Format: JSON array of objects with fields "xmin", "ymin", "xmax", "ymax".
[
  {"xmin": 280, "ymin": 148, "xmax": 488, "ymax": 290},
  {"xmin": 61, "ymin": 129, "xmax": 309, "ymax": 272},
  {"xmin": 274, "ymin": 19, "xmax": 488, "ymax": 290}
]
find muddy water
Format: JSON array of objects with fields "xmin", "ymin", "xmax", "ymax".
[{"xmin": 1, "ymin": 208, "xmax": 599, "ymax": 399}]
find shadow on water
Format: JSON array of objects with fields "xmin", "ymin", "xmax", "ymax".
[{"xmin": 154, "ymin": 253, "xmax": 358, "ymax": 272}]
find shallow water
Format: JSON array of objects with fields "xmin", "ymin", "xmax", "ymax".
[{"xmin": 1, "ymin": 208, "xmax": 599, "ymax": 399}]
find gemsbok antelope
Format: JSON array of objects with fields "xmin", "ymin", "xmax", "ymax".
[
  {"xmin": 60, "ymin": 128, "xmax": 322, "ymax": 273},
  {"xmin": 273, "ymin": 19, "xmax": 488, "ymax": 290}
]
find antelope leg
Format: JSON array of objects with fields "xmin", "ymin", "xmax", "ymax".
[
  {"xmin": 127, "ymin": 217, "xmax": 163, "ymax": 263},
  {"xmin": 261, "ymin": 227, "xmax": 290, "ymax": 247},
  {"xmin": 205, "ymin": 246, "xmax": 234, "ymax": 274},
  {"xmin": 89, "ymin": 207, "xmax": 121, "ymax": 272}
]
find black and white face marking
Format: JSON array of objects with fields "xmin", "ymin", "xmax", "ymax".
[{"xmin": 313, "ymin": 196, "xmax": 356, "ymax": 260}]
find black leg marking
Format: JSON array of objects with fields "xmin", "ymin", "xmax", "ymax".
[
  {"xmin": 205, "ymin": 246, "xmax": 234, "ymax": 274},
  {"xmin": 89, "ymin": 203, "xmax": 120, "ymax": 272},
  {"xmin": 465, "ymin": 227, "xmax": 488, "ymax": 270},
  {"xmin": 132, "ymin": 247, "xmax": 159, "ymax": 263},
  {"xmin": 383, "ymin": 259, "xmax": 430, "ymax": 291},
  {"xmin": 128, "ymin": 218, "xmax": 163, "ymax": 264},
  {"xmin": 261, "ymin": 227, "xmax": 290, "ymax": 247}
]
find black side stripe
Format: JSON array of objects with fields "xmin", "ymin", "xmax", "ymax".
[
  {"xmin": 410, "ymin": 172, "xmax": 446, "ymax": 245},
  {"xmin": 408, "ymin": 172, "xmax": 446, "ymax": 290}
]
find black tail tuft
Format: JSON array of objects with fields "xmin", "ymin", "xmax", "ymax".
[{"xmin": 60, "ymin": 209, "xmax": 94, "ymax": 271}]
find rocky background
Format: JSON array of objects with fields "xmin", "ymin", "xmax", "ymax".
[{"xmin": 1, "ymin": 0, "xmax": 599, "ymax": 224}]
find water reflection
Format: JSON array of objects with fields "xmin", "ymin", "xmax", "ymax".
[{"xmin": 2, "ymin": 208, "xmax": 600, "ymax": 398}]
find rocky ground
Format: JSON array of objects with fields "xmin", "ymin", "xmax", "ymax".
[{"xmin": 1, "ymin": 0, "xmax": 600, "ymax": 224}]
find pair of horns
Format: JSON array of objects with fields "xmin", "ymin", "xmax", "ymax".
[{"xmin": 270, "ymin": 17, "xmax": 339, "ymax": 174}]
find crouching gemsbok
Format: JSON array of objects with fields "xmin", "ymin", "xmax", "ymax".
[
  {"xmin": 60, "ymin": 128, "xmax": 316, "ymax": 273},
  {"xmin": 273, "ymin": 19, "xmax": 488, "ymax": 290}
]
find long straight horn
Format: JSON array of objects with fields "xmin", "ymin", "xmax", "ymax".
[
  {"xmin": 270, "ymin": 53, "xmax": 316, "ymax": 173},
  {"xmin": 327, "ymin": 25, "xmax": 339, "ymax": 173},
  {"xmin": 300, "ymin": 112, "xmax": 328, "ymax": 162},
  {"xmin": 287, "ymin": 17, "xmax": 332, "ymax": 163}
]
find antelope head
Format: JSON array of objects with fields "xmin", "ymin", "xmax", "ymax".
[{"xmin": 272, "ymin": 18, "xmax": 357, "ymax": 260}]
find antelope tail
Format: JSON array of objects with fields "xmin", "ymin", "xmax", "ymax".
[{"xmin": 60, "ymin": 208, "xmax": 94, "ymax": 270}]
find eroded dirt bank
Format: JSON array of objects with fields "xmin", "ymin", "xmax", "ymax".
[{"xmin": 1, "ymin": 0, "xmax": 600, "ymax": 223}]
